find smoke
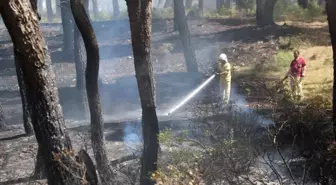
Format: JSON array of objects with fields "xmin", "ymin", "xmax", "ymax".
[{"xmin": 0, "ymin": 0, "xmax": 273, "ymax": 127}]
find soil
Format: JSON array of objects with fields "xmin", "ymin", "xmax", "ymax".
[{"xmin": 0, "ymin": 18, "xmax": 328, "ymax": 184}]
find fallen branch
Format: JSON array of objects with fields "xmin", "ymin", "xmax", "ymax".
[{"xmin": 110, "ymin": 154, "xmax": 139, "ymax": 166}]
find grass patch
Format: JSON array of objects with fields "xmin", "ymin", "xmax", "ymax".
[
  {"xmin": 204, "ymin": 7, "xmax": 255, "ymax": 19},
  {"xmin": 249, "ymin": 50, "xmax": 291, "ymax": 76},
  {"xmin": 278, "ymin": 35, "xmax": 312, "ymax": 50},
  {"xmin": 274, "ymin": 0, "xmax": 326, "ymax": 22},
  {"xmin": 271, "ymin": 47, "xmax": 332, "ymax": 100},
  {"xmin": 235, "ymin": 44, "xmax": 333, "ymax": 103},
  {"xmin": 273, "ymin": 50, "xmax": 293, "ymax": 71}
]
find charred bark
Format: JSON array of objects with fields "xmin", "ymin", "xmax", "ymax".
[
  {"xmin": 14, "ymin": 49, "xmax": 34, "ymax": 135},
  {"xmin": 46, "ymin": 0, "xmax": 53, "ymax": 22},
  {"xmin": 71, "ymin": 0, "xmax": 114, "ymax": 184},
  {"xmin": 126, "ymin": 0, "xmax": 160, "ymax": 184},
  {"xmin": 112, "ymin": 0, "xmax": 120, "ymax": 17},
  {"xmin": 0, "ymin": 0, "xmax": 96, "ymax": 184},
  {"xmin": 256, "ymin": 0, "xmax": 277, "ymax": 26},
  {"xmin": 61, "ymin": 0, "xmax": 74, "ymax": 58},
  {"xmin": 76, "ymin": 149, "xmax": 98, "ymax": 185},
  {"xmin": 33, "ymin": 146, "xmax": 46, "ymax": 179},
  {"xmin": 326, "ymin": 0, "xmax": 336, "ymax": 140},
  {"xmin": 0, "ymin": 101, "xmax": 7, "ymax": 131},
  {"xmin": 198, "ymin": 0, "xmax": 203, "ymax": 16},
  {"xmin": 174, "ymin": 0, "xmax": 198, "ymax": 72},
  {"xmin": 73, "ymin": 0, "xmax": 89, "ymax": 120}
]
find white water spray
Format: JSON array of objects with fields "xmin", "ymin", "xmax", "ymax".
[{"xmin": 165, "ymin": 74, "xmax": 216, "ymax": 116}]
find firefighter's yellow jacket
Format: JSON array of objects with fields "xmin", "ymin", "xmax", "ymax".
[{"xmin": 218, "ymin": 61, "xmax": 231, "ymax": 82}]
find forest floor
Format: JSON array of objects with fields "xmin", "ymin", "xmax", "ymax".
[{"xmin": 0, "ymin": 17, "xmax": 332, "ymax": 184}]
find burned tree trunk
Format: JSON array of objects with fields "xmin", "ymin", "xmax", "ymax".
[
  {"xmin": 0, "ymin": 0, "xmax": 96, "ymax": 184},
  {"xmin": 326, "ymin": 0, "xmax": 336, "ymax": 140},
  {"xmin": 46, "ymin": 0, "xmax": 53, "ymax": 22},
  {"xmin": 174, "ymin": 0, "xmax": 198, "ymax": 72},
  {"xmin": 126, "ymin": 0, "xmax": 160, "ymax": 184},
  {"xmin": 256, "ymin": 0, "xmax": 277, "ymax": 26},
  {"xmin": 0, "ymin": 101, "xmax": 7, "ymax": 130},
  {"xmin": 256, "ymin": 0, "xmax": 263, "ymax": 25},
  {"xmin": 263, "ymin": 0, "xmax": 277, "ymax": 25},
  {"xmin": 73, "ymin": 0, "xmax": 89, "ymax": 120},
  {"xmin": 112, "ymin": 0, "xmax": 119, "ymax": 18},
  {"xmin": 198, "ymin": 0, "xmax": 203, "ymax": 16},
  {"xmin": 71, "ymin": 0, "xmax": 114, "ymax": 184},
  {"xmin": 61, "ymin": 0, "xmax": 74, "ymax": 58},
  {"xmin": 33, "ymin": 146, "xmax": 46, "ymax": 179},
  {"xmin": 14, "ymin": 49, "xmax": 34, "ymax": 135}
]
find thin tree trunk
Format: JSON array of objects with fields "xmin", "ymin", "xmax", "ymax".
[
  {"xmin": 0, "ymin": 1, "xmax": 96, "ymax": 184},
  {"xmin": 46, "ymin": 0, "xmax": 53, "ymax": 22},
  {"xmin": 326, "ymin": 0, "xmax": 336, "ymax": 141},
  {"xmin": 126, "ymin": 0, "xmax": 160, "ymax": 184},
  {"xmin": 174, "ymin": 0, "xmax": 198, "ymax": 73},
  {"xmin": 73, "ymin": 0, "xmax": 89, "ymax": 120},
  {"xmin": 61, "ymin": 0, "xmax": 74, "ymax": 58},
  {"xmin": 71, "ymin": 0, "xmax": 114, "ymax": 184},
  {"xmin": 112, "ymin": 0, "xmax": 119, "ymax": 18},
  {"xmin": 198, "ymin": 0, "xmax": 203, "ymax": 16},
  {"xmin": 14, "ymin": 49, "xmax": 34, "ymax": 135},
  {"xmin": 0, "ymin": 101, "xmax": 7, "ymax": 130},
  {"xmin": 91, "ymin": 0, "xmax": 98, "ymax": 18}
]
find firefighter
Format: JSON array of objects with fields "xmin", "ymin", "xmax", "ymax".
[
  {"xmin": 216, "ymin": 53, "xmax": 231, "ymax": 104},
  {"xmin": 285, "ymin": 50, "xmax": 306, "ymax": 100}
]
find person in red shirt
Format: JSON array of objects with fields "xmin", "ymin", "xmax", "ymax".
[{"xmin": 286, "ymin": 50, "xmax": 306, "ymax": 100}]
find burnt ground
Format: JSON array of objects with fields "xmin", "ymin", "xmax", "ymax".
[{"xmin": 0, "ymin": 18, "xmax": 330, "ymax": 184}]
